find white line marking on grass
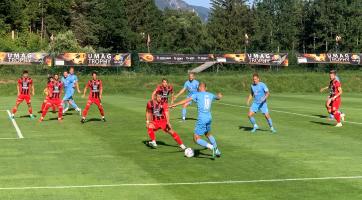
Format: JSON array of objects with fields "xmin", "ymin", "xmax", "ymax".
[
  {"xmin": 217, "ymin": 102, "xmax": 362, "ymax": 125},
  {"xmin": 0, "ymin": 138, "xmax": 19, "ymax": 140},
  {"xmin": 6, "ymin": 110, "xmax": 24, "ymax": 139},
  {"xmin": 0, "ymin": 175, "xmax": 361, "ymax": 190}
]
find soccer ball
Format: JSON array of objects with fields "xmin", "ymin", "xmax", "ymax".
[{"xmin": 184, "ymin": 148, "xmax": 194, "ymax": 158}]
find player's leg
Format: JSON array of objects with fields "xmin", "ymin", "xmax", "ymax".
[
  {"xmin": 69, "ymin": 99, "xmax": 81, "ymax": 114},
  {"xmin": 165, "ymin": 124, "xmax": 186, "ymax": 150},
  {"xmin": 25, "ymin": 96, "xmax": 34, "ymax": 119},
  {"xmin": 39, "ymin": 101, "xmax": 51, "ymax": 122},
  {"xmin": 147, "ymin": 122, "xmax": 158, "ymax": 148},
  {"xmin": 81, "ymin": 99, "xmax": 93, "ymax": 123},
  {"xmin": 181, "ymin": 100, "xmax": 191, "ymax": 121},
  {"xmin": 326, "ymin": 98, "xmax": 334, "ymax": 120},
  {"xmin": 262, "ymin": 103, "xmax": 276, "ymax": 133},
  {"xmin": 332, "ymin": 100, "xmax": 342, "ymax": 127},
  {"xmin": 56, "ymin": 100, "xmax": 63, "ymax": 120},
  {"xmin": 193, "ymin": 121, "xmax": 214, "ymax": 150},
  {"xmin": 11, "ymin": 96, "xmax": 24, "ymax": 118},
  {"xmin": 248, "ymin": 104, "xmax": 259, "ymax": 132},
  {"xmin": 94, "ymin": 99, "xmax": 105, "ymax": 121}
]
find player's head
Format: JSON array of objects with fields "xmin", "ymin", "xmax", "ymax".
[
  {"xmin": 252, "ymin": 73, "xmax": 260, "ymax": 84},
  {"xmin": 63, "ymin": 70, "xmax": 68, "ymax": 77},
  {"xmin": 198, "ymin": 82, "xmax": 207, "ymax": 92},
  {"xmin": 329, "ymin": 70, "xmax": 337, "ymax": 80},
  {"xmin": 161, "ymin": 78, "xmax": 168, "ymax": 87},
  {"xmin": 48, "ymin": 76, "xmax": 54, "ymax": 83},
  {"xmin": 54, "ymin": 74, "xmax": 59, "ymax": 81},
  {"xmin": 155, "ymin": 91, "xmax": 162, "ymax": 102},
  {"xmin": 92, "ymin": 71, "xmax": 97, "ymax": 80},
  {"xmin": 69, "ymin": 67, "xmax": 74, "ymax": 74},
  {"xmin": 188, "ymin": 73, "xmax": 195, "ymax": 81},
  {"xmin": 22, "ymin": 70, "xmax": 29, "ymax": 78}
]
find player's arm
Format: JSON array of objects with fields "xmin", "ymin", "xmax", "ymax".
[
  {"xmin": 99, "ymin": 81, "xmax": 103, "ymax": 100},
  {"xmin": 75, "ymin": 81, "xmax": 81, "ymax": 93},
  {"xmin": 31, "ymin": 83, "xmax": 35, "ymax": 96},
  {"xmin": 151, "ymin": 88, "xmax": 158, "ymax": 100},
  {"xmin": 332, "ymin": 87, "xmax": 342, "ymax": 100},
  {"xmin": 173, "ymin": 88, "xmax": 186, "ymax": 101},
  {"xmin": 320, "ymin": 86, "xmax": 329, "ymax": 93},
  {"xmin": 82, "ymin": 82, "xmax": 89, "ymax": 98},
  {"xmin": 215, "ymin": 93, "xmax": 223, "ymax": 100},
  {"xmin": 145, "ymin": 107, "xmax": 152, "ymax": 128},
  {"xmin": 170, "ymin": 97, "xmax": 193, "ymax": 108},
  {"xmin": 261, "ymin": 91, "xmax": 270, "ymax": 102},
  {"xmin": 16, "ymin": 84, "xmax": 20, "ymax": 96}
]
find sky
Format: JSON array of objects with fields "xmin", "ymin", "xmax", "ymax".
[
  {"xmin": 184, "ymin": 0, "xmax": 211, "ymax": 8},
  {"xmin": 184, "ymin": 0, "xmax": 254, "ymax": 9}
]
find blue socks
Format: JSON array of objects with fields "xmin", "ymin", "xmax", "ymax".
[
  {"xmin": 267, "ymin": 118, "xmax": 273, "ymax": 128},
  {"xmin": 182, "ymin": 108, "xmax": 187, "ymax": 119},
  {"xmin": 249, "ymin": 117, "xmax": 256, "ymax": 126},
  {"xmin": 207, "ymin": 135, "xmax": 217, "ymax": 148},
  {"xmin": 63, "ymin": 101, "xmax": 69, "ymax": 110},
  {"xmin": 69, "ymin": 100, "xmax": 79, "ymax": 110},
  {"xmin": 196, "ymin": 139, "xmax": 209, "ymax": 148}
]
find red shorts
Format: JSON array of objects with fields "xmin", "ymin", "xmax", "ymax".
[
  {"xmin": 151, "ymin": 120, "xmax": 169, "ymax": 132},
  {"xmin": 331, "ymin": 98, "xmax": 341, "ymax": 111},
  {"xmin": 16, "ymin": 94, "xmax": 31, "ymax": 104},
  {"xmin": 47, "ymin": 99, "xmax": 62, "ymax": 106},
  {"xmin": 87, "ymin": 98, "xmax": 102, "ymax": 106}
]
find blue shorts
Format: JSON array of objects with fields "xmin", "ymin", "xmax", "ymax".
[
  {"xmin": 63, "ymin": 90, "xmax": 74, "ymax": 101},
  {"xmin": 194, "ymin": 119, "xmax": 212, "ymax": 135},
  {"xmin": 250, "ymin": 102, "xmax": 269, "ymax": 114}
]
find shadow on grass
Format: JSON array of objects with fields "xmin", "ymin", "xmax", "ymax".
[
  {"xmin": 142, "ymin": 140, "xmax": 178, "ymax": 149},
  {"xmin": 310, "ymin": 121, "xmax": 332, "ymax": 126},
  {"xmin": 239, "ymin": 126, "xmax": 268, "ymax": 132},
  {"xmin": 312, "ymin": 114, "xmax": 328, "ymax": 119}
]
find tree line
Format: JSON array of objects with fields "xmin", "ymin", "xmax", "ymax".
[{"xmin": 0, "ymin": 0, "xmax": 361, "ymax": 55}]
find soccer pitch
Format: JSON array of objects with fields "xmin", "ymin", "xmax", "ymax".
[{"xmin": 0, "ymin": 93, "xmax": 362, "ymax": 199}]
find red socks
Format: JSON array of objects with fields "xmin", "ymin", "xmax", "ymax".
[
  {"xmin": 334, "ymin": 112, "xmax": 341, "ymax": 123},
  {"xmin": 172, "ymin": 132, "xmax": 183, "ymax": 145},
  {"xmin": 147, "ymin": 128, "xmax": 156, "ymax": 141}
]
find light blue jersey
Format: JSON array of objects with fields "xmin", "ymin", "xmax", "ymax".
[
  {"xmin": 184, "ymin": 80, "xmax": 199, "ymax": 97},
  {"xmin": 62, "ymin": 74, "xmax": 78, "ymax": 100},
  {"xmin": 251, "ymin": 82, "xmax": 269, "ymax": 104},
  {"xmin": 191, "ymin": 92, "xmax": 217, "ymax": 135}
]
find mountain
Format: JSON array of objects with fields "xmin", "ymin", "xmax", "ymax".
[{"xmin": 155, "ymin": 0, "xmax": 210, "ymax": 22}]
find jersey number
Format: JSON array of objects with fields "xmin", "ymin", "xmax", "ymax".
[{"xmin": 204, "ymin": 97, "xmax": 211, "ymax": 110}]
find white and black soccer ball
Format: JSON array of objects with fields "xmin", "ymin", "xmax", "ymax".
[{"xmin": 184, "ymin": 148, "xmax": 194, "ymax": 158}]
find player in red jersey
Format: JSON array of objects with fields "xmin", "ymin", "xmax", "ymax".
[
  {"xmin": 320, "ymin": 70, "xmax": 345, "ymax": 121},
  {"xmin": 81, "ymin": 72, "xmax": 105, "ymax": 123},
  {"xmin": 151, "ymin": 78, "xmax": 174, "ymax": 105},
  {"xmin": 39, "ymin": 76, "xmax": 56, "ymax": 113},
  {"xmin": 327, "ymin": 70, "xmax": 343, "ymax": 127},
  {"xmin": 146, "ymin": 92, "xmax": 186, "ymax": 150},
  {"xmin": 39, "ymin": 74, "xmax": 64, "ymax": 122},
  {"xmin": 11, "ymin": 70, "xmax": 35, "ymax": 119}
]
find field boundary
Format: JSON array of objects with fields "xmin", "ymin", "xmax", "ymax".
[
  {"xmin": 217, "ymin": 102, "xmax": 362, "ymax": 125},
  {"xmin": 5, "ymin": 110, "xmax": 24, "ymax": 139},
  {"xmin": 0, "ymin": 175, "xmax": 361, "ymax": 190}
]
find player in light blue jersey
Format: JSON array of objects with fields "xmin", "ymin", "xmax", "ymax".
[
  {"xmin": 62, "ymin": 67, "xmax": 81, "ymax": 115},
  {"xmin": 171, "ymin": 82, "xmax": 222, "ymax": 159},
  {"xmin": 247, "ymin": 73, "xmax": 276, "ymax": 133},
  {"xmin": 173, "ymin": 73, "xmax": 199, "ymax": 121}
]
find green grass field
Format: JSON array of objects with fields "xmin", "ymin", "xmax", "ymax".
[{"xmin": 0, "ymin": 90, "xmax": 362, "ymax": 199}]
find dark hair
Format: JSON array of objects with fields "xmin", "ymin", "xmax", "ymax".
[
  {"xmin": 329, "ymin": 70, "xmax": 337, "ymax": 75},
  {"xmin": 48, "ymin": 76, "xmax": 53, "ymax": 83},
  {"xmin": 162, "ymin": 78, "xmax": 168, "ymax": 82},
  {"xmin": 23, "ymin": 70, "xmax": 29, "ymax": 74},
  {"xmin": 199, "ymin": 82, "xmax": 206, "ymax": 88},
  {"xmin": 92, "ymin": 71, "xmax": 97, "ymax": 76},
  {"xmin": 252, "ymin": 73, "xmax": 259, "ymax": 78}
]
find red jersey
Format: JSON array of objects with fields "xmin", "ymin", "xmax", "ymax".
[
  {"xmin": 329, "ymin": 79, "xmax": 341, "ymax": 99},
  {"xmin": 146, "ymin": 100, "xmax": 168, "ymax": 121},
  {"xmin": 48, "ymin": 81, "xmax": 63, "ymax": 99},
  {"xmin": 155, "ymin": 85, "xmax": 173, "ymax": 103},
  {"xmin": 17, "ymin": 77, "xmax": 33, "ymax": 95},
  {"xmin": 86, "ymin": 79, "xmax": 102, "ymax": 99}
]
